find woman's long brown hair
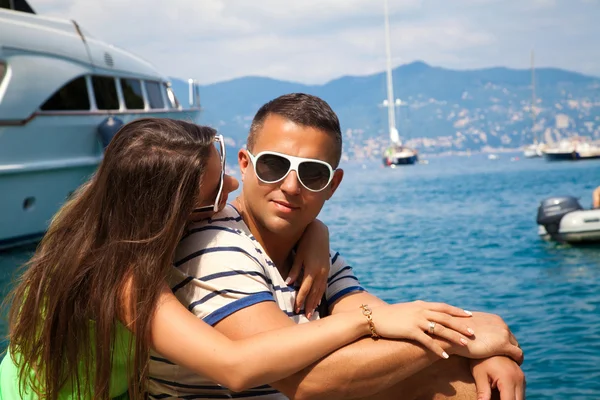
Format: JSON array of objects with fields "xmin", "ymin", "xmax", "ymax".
[{"xmin": 5, "ymin": 118, "xmax": 216, "ymax": 399}]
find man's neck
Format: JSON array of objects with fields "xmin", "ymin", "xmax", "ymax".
[{"xmin": 232, "ymin": 197, "xmax": 301, "ymax": 274}]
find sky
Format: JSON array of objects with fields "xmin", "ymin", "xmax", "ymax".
[{"xmin": 33, "ymin": 0, "xmax": 600, "ymax": 85}]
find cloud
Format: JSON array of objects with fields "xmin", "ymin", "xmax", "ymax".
[
  {"xmin": 128, "ymin": 16, "xmax": 493, "ymax": 84},
  {"xmin": 532, "ymin": 0, "xmax": 558, "ymax": 8},
  {"xmin": 31, "ymin": 0, "xmax": 600, "ymax": 84}
]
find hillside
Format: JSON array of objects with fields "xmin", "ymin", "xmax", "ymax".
[{"xmin": 171, "ymin": 61, "xmax": 600, "ymax": 159}]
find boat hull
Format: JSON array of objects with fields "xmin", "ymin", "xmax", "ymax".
[
  {"xmin": 544, "ymin": 151, "xmax": 581, "ymax": 161},
  {"xmin": 538, "ymin": 226, "xmax": 600, "ymax": 244},
  {"xmin": 538, "ymin": 209, "xmax": 600, "ymax": 244},
  {"xmin": 382, "ymin": 154, "xmax": 418, "ymax": 166},
  {"xmin": 544, "ymin": 152, "xmax": 600, "ymax": 161},
  {"xmin": 0, "ymin": 111, "xmax": 199, "ymax": 250}
]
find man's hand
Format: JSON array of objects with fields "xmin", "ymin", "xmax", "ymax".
[
  {"xmin": 470, "ymin": 357, "xmax": 525, "ymax": 400},
  {"xmin": 288, "ymin": 219, "xmax": 330, "ymax": 317},
  {"xmin": 451, "ymin": 312, "xmax": 523, "ymax": 364}
]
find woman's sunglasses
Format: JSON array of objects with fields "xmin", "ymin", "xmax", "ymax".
[
  {"xmin": 194, "ymin": 134, "xmax": 225, "ymax": 213},
  {"xmin": 247, "ymin": 150, "xmax": 335, "ymax": 192}
]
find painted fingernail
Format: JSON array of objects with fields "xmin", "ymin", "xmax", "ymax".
[
  {"xmin": 467, "ymin": 328, "xmax": 475, "ymax": 335},
  {"xmin": 295, "ymin": 307, "xmax": 300, "ymax": 314},
  {"xmin": 460, "ymin": 337, "xmax": 468, "ymax": 346},
  {"xmin": 306, "ymin": 312, "xmax": 312, "ymax": 319},
  {"xmin": 463, "ymin": 309, "xmax": 473, "ymax": 316},
  {"xmin": 442, "ymin": 352, "xmax": 449, "ymax": 359},
  {"xmin": 285, "ymin": 277, "xmax": 292, "ymax": 285}
]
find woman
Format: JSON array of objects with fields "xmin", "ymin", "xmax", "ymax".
[{"xmin": 1, "ymin": 118, "xmax": 474, "ymax": 400}]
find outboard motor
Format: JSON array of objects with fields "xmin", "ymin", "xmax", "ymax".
[
  {"xmin": 98, "ymin": 116, "xmax": 124, "ymax": 149},
  {"xmin": 536, "ymin": 196, "xmax": 583, "ymax": 240}
]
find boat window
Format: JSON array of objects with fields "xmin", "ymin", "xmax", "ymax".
[
  {"xmin": 1, "ymin": 0, "xmax": 35, "ymax": 13},
  {"xmin": 145, "ymin": 81, "xmax": 165, "ymax": 109},
  {"xmin": 165, "ymin": 84, "xmax": 180, "ymax": 109},
  {"xmin": 40, "ymin": 76, "xmax": 90, "ymax": 111},
  {"xmin": 121, "ymin": 78, "xmax": 144, "ymax": 109},
  {"xmin": 92, "ymin": 76, "xmax": 119, "ymax": 110}
]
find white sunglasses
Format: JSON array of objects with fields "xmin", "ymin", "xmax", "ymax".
[
  {"xmin": 194, "ymin": 134, "xmax": 225, "ymax": 213},
  {"xmin": 247, "ymin": 150, "xmax": 335, "ymax": 192}
]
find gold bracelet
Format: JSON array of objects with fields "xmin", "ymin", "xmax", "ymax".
[{"xmin": 359, "ymin": 304, "xmax": 379, "ymax": 340}]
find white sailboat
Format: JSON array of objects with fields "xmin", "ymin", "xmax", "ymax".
[
  {"xmin": 381, "ymin": 0, "xmax": 417, "ymax": 167},
  {"xmin": 524, "ymin": 50, "xmax": 545, "ymax": 158}
]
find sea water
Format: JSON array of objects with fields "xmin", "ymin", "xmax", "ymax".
[{"xmin": 1, "ymin": 154, "xmax": 599, "ymax": 399}]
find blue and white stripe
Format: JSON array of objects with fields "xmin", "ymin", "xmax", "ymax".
[{"xmin": 147, "ymin": 204, "xmax": 364, "ymax": 399}]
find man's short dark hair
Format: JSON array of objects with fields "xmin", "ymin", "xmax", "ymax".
[{"xmin": 247, "ymin": 93, "xmax": 342, "ymax": 167}]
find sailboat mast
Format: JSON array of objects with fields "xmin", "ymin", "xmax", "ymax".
[
  {"xmin": 383, "ymin": 0, "xmax": 398, "ymax": 144},
  {"xmin": 531, "ymin": 49, "xmax": 537, "ymax": 143}
]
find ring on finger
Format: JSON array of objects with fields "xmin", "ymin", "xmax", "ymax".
[{"xmin": 428, "ymin": 321, "xmax": 436, "ymax": 334}]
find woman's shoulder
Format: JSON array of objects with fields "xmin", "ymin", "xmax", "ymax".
[{"xmin": 0, "ymin": 351, "xmax": 38, "ymax": 400}]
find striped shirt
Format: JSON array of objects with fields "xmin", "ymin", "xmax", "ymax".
[{"xmin": 147, "ymin": 204, "xmax": 364, "ymax": 399}]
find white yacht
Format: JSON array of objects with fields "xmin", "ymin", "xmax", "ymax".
[
  {"xmin": 380, "ymin": 0, "xmax": 418, "ymax": 167},
  {"xmin": 0, "ymin": 1, "xmax": 201, "ymax": 249},
  {"xmin": 543, "ymin": 137, "xmax": 600, "ymax": 161}
]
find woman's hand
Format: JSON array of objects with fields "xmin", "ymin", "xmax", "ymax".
[
  {"xmin": 449, "ymin": 312, "xmax": 524, "ymax": 364},
  {"xmin": 290, "ymin": 219, "xmax": 330, "ymax": 318},
  {"xmin": 370, "ymin": 300, "xmax": 474, "ymax": 358}
]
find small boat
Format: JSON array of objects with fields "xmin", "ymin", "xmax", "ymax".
[
  {"xmin": 383, "ymin": 144, "xmax": 418, "ymax": 166},
  {"xmin": 543, "ymin": 138, "xmax": 600, "ymax": 161},
  {"xmin": 524, "ymin": 142, "xmax": 545, "ymax": 158},
  {"xmin": 537, "ymin": 196, "xmax": 600, "ymax": 243},
  {"xmin": 523, "ymin": 145, "xmax": 543, "ymax": 158}
]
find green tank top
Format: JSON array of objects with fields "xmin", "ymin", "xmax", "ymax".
[{"xmin": 0, "ymin": 322, "xmax": 133, "ymax": 399}]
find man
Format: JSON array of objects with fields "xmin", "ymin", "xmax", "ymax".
[
  {"xmin": 593, "ymin": 186, "xmax": 600, "ymax": 208},
  {"xmin": 148, "ymin": 93, "xmax": 525, "ymax": 399}
]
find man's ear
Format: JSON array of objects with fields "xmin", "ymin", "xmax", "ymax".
[
  {"xmin": 238, "ymin": 148, "xmax": 250, "ymax": 180},
  {"xmin": 326, "ymin": 169, "xmax": 344, "ymax": 200}
]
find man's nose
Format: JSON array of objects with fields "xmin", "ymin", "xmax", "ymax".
[
  {"xmin": 280, "ymin": 170, "xmax": 301, "ymax": 195},
  {"xmin": 225, "ymin": 174, "xmax": 239, "ymax": 194}
]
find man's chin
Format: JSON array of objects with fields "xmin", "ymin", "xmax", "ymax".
[{"xmin": 262, "ymin": 215, "xmax": 303, "ymax": 236}]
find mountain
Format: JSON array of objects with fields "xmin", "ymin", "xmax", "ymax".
[{"xmin": 171, "ymin": 61, "xmax": 600, "ymax": 159}]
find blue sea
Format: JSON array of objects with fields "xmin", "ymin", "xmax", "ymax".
[{"xmin": 1, "ymin": 153, "xmax": 599, "ymax": 399}]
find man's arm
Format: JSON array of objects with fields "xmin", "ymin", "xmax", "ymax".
[
  {"xmin": 215, "ymin": 290, "xmax": 524, "ymax": 400},
  {"xmin": 593, "ymin": 186, "xmax": 600, "ymax": 208},
  {"xmin": 214, "ymin": 292, "xmax": 448, "ymax": 400}
]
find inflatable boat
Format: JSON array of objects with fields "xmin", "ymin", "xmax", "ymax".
[{"xmin": 537, "ymin": 196, "xmax": 600, "ymax": 244}]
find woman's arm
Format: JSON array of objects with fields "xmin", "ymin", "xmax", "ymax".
[
  {"xmin": 148, "ymin": 285, "xmax": 368, "ymax": 392},
  {"xmin": 147, "ymin": 287, "xmax": 476, "ymax": 392}
]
